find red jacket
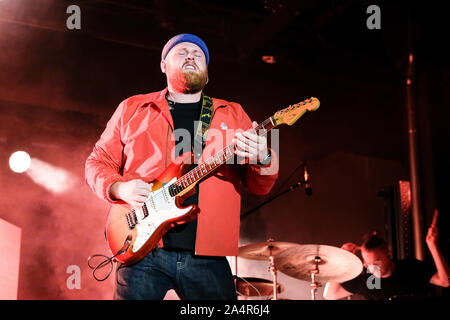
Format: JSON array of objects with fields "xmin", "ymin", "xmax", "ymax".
[{"xmin": 85, "ymin": 88, "xmax": 278, "ymax": 256}]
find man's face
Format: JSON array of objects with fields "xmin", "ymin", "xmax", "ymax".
[
  {"xmin": 361, "ymin": 247, "xmax": 391, "ymax": 277},
  {"xmin": 161, "ymin": 42, "xmax": 208, "ymax": 94}
]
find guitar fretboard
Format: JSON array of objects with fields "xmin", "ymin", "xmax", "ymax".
[{"xmin": 168, "ymin": 117, "xmax": 276, "ymax": 197}]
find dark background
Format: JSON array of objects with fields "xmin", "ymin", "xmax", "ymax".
[{"xmin": 0, "ymin": 0, "xmax": 448, "ymax": 299}]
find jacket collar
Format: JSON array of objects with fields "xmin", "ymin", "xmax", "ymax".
[{"xmin": 144, "ymin": 87, "xmax": 225, "ymax": 128}]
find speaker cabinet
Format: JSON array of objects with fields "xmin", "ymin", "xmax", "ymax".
[{"xmin": 381, "ymin": 180, "xmax": 413, "ymax": 260}]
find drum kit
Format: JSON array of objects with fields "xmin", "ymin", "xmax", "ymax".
[{"xmin": 235, "ymin": 238, "xmax": 363, "ymax": 300}]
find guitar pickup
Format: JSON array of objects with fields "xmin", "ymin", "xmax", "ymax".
[
  {"xmin": 142, "ymin": 203, "xmax": 149, "ymax": 218},
  {"xmin": 126, "ymin": 210, "xmax": 138, "ymax": 230}
]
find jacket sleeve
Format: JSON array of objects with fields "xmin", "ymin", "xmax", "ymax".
[
  {"xmin": 234, "ymin": 103, "xmax": 279, "ymax": 196},
  {"xmin": 242, "ymin": 148, "xmax": 279, "ymax": 195},
  {"xmin": 85, "ymin": 100, "xmax": 127, "ymax": 204}
]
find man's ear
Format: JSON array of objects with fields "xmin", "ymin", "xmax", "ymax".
[{"xmin": 160, "ymin": 59, "xmax": 167, "ymax": 74}]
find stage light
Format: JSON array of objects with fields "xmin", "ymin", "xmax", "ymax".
[
  {"xmin": 262, "ymin": 56, "xmax": 276, "ymax": 64},
  {"xmin": 9, "ymin": 151, "xmax": 31, "ymax": 173}
]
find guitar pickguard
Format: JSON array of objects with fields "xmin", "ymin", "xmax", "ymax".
[{"xmin": 131, "ymin": 178, "xmax": 192, "ymax": 253}]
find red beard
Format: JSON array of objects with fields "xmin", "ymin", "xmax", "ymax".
[{"xmin": 167, "ymin": 66, "xmax": 208, "ymax": 94}]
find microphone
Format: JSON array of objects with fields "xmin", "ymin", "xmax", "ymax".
[{"xmin": 304, "ymin": 166, "xmax": 312, "ymax": 196}]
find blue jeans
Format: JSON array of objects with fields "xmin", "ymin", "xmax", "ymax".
[{"xmin": 113, "ymin": 248, "xmax": 237, "ymax": 300}]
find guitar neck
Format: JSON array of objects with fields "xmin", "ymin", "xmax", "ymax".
[{"xmin": 168, "ymin": 117, "xmax": 277, "ymax": 197}]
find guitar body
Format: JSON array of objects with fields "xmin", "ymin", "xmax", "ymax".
[{"xmin": 105, "ymin": 153, "xmax": 199, "ymax": 266}]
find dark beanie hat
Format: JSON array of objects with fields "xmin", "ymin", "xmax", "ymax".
[{"xmin": 161, "ymin": 33, "xmax": 209, "ymax": 65}]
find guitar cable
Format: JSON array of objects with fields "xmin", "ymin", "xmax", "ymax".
[{"xmin": 87, "ymin": 236, "xmax": 132, "ymax": 282}]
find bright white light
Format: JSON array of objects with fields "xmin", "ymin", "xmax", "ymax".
[{"xmin": 9, "ymin": 151, "xmax": 32, "ymax": 173}]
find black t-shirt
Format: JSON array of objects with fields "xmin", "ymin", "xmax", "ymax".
[
  {"xmin": 340, "ymin": 259, "xmax": 435, "ymax": 300},
  {"xmin": 162, "ymin": 99, "xmax": 201, "ymax": 251}
]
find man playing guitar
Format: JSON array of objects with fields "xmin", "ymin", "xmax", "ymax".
[{"xmin": 85, "ymin": 33, "xmax": 279, "ymax": 300}]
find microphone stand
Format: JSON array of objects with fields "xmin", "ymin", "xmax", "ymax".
[{"xmin": 240, "ymin": 178, "xmax": 310, "ymax": 220}]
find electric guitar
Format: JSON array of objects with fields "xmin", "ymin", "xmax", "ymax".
[{"xmin": 105, "ymin": 97, "xmax": 320, "ymax": 265}]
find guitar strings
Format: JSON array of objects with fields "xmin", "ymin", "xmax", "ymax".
[{"xmin": 172, "ymin": 117, "xmax": 275, "ymax": 195}]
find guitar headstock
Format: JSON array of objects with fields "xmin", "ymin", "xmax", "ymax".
[{"xmin": 273, "ymin": 97, "xmax": 320, "ymax": 126}]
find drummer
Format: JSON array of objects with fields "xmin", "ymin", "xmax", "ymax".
[{"xmin": 323, "ymin": 225, "xmax": 449, "ymax": 300}]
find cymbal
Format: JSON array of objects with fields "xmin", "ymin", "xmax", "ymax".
[
  {"xmin": 274, "ymin": 244, "xmax": 363, "ymax": 283},
  {"xmin": 238, "ymin": 241, "xmax": 299, "ymax": 260},
  {"xmin": 235, "ymin": 277, "xmax": 284, "ymax": 297}
]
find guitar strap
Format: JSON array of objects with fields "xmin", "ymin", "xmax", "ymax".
[{"xmin": 193, "ymin": 94, "xmax": 214, "ymax": 162}]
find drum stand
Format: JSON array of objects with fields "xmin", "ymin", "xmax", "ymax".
[
  {"xmin": 310, "ymin": 256, "xmax": 322, "ymax": 300},
  {"xmin": 267, "ymin": 241, "xmax": 279, "ymax": 300}
]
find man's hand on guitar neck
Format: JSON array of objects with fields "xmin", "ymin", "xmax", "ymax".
[
  {"xmin": 233, "ymin": 121, "xmax": 269, "ymax": 164},
  {"xmin": 110, "ymin": 180, "xmax": 153, "ymax": 208}
]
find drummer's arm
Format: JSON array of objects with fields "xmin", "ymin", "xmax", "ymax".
[
  {"xmin": 426, "ymin": 224, "xmax": 450, "ymax": 287},
  {"xmin": 323, "ymin": 282, "xmax": 352, "ymax": 300}
]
